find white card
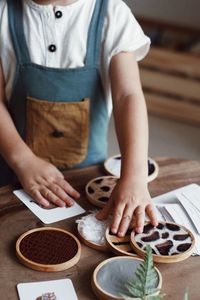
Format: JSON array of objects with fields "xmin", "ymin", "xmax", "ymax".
[
  {"xmin": 164, "ymin": 204, "xmax": 200, "ymax": 255},
  {"xmin": 17, "ymin": 278, "xmax": 78, "ymax": 300},
  {"xmin": 176, "ymin": 191, "xmax": 200, "ymax": 234},
  {"xmin": 14, "ymin": 189, "xmax": 85, "ymax": 224},
  {"xmin": 178, "ymin": 185, "xmax": 200, "ymax": 214},
  {"xmin": 152, "ymin": 183, "xmax": 200, "ymax": 256}
]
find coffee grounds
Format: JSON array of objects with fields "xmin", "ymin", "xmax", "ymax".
[{"xmin": 19, "ymin": 230, "xmax": 78, "ymax": 265}]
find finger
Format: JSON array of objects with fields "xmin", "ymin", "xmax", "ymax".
[
  {"xmin": 117, "ymin": 205, "xmax": 134, "ymax": 237},
  {"xmin": 129, "ymin": 216, "xmax": 136, "ymax": 230},
  {"xmin": 29, "ymin": 188, "xmax": 50, "ymax": 208},
  {"xmin": 146, "ymin": 203, "xmax": 158, "ymax": 226},
  {"xmin": 40, "ymin": 187, "xmax": 66, "ymax": 207},
  {"xmin": 96, "ymin": 198, "xmax": 113, "ymax": 220},
  {"xmin": 134, "ymin": 206, "xmax": 145, "ymax": 233},
  {"xmin": 111, "ymin": 202, "xmax": 126, "ymax": 235},
  {"xmin": 48, "ymin": 182, "xmax": 74, "ymax": 206},
  {"xmin": 56, "ymin": 178, "xmax": 80, "ymax": 199}
]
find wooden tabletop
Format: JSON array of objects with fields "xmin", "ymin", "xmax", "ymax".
[{"xmin": 0, "ymin": 157, "xmax": 200, "ymax": 300}]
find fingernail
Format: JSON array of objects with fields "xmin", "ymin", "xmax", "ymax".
[
  {"xmin": 111, "ymin": 227, "xmax": 117, "ymax": 234},
  {"xmin": 136, "ymin": 227, "xmax": 142, "ymax": 233},
  {"xmin": 44, "ymin": 200, "xmax": 49, "ymax": 206},
  {"xmin": 118, "ymin": 231, "xmax": 124, "ymax": 237}
]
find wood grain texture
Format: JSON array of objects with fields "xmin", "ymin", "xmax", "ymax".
[
  {"xmin": 139, "ymin": 47, "xmax": 200, "ymax": 80},
  {"xmin": 145, "ymin": 92, "xmax": 200, "ymax": 126},
  {"xmin": 139, "ymin": 46, "xmax": 200, "ymax": 126},
  {"xmin": 141, "ymin": 69, "xmax": 200, "ymax": 103},
  {"xmin": 0, "ymin": 158, "xmax": 200, "ymax": 299}
]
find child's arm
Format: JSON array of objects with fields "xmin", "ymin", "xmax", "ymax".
[
  {"xmin": 97, "ymin": 52, "xmax": 158, "ymax": 236},
  {"xmin": 0, "ymin": 60, "xmax": 79, "ymax": 207}
]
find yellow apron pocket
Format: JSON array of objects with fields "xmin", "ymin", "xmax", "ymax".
[{"xmin": 26, "ymin": 97, "xmax": 90, "ymax": 168}]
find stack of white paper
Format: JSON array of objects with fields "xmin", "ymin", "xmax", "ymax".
[{"xmin": 152, "ymin": 184, "xmax": 200, "ymax": 256}]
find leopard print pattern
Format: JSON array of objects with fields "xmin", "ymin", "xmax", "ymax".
[
  {"xmin": 86, "ymin": 176, "xmax": 118, "ymax": 206},
  {"xmin": 134, "ymin": 222, "xmax": 193, "ymax": 256}
]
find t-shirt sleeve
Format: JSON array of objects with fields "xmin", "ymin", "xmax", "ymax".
[{"xmin": 105, "ymin": 0, "xmax": 151, "ymax": 61}]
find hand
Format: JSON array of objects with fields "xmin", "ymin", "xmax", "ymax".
[
  {"xmin": 14, "ymin": 153, "xmax": 80, "ymax": 208},
  {"xmin": 96, "ymin": 179, "xmax": 158, "ymax": 237}
]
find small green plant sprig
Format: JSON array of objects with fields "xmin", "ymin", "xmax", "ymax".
[
  {"xmin": 121, "ymin": 245, "xmax": 189, "ymax": 300},
  {"xmin": 121, "ymin": 245, "xmax": 163, "ymax": 300}
]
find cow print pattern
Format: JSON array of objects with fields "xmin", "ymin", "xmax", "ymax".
[
  {"xmin": 134, "ymin": 222, "xmax": 192, "ymax": 256},
  {"xmin": 86, "ymin": 176, "xmax": 118, "ymax": 206}
]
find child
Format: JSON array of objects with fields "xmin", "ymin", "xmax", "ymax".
[{"xmin": 0, "ymin": 0, "xmax": 157, "ymax": 236}]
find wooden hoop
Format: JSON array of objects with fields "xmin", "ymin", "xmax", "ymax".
[
  {"xmin": 130, "ymin": 221, "xmax": 195, "ymax": 263},
  {"xmin": 104, "ymin": 155, "xmax": 159, "ymax": 182},
  {"xmin": 77, "ymin": 223, "xmax": 108, "ymax": 252},
  {"xmin": 16, "ymin": 227, "xmax": 81, "ymax": 272},
  {"xmin": 105, "ymin": 227, "xmax": 137, "ymax": 257},
  {"xmin": 92, "ymin": 256, "xmax": 162, "ymax": 300},
  {"xmin": 85, "ymin": 176, "xmax": 117, "ymax": 208}
]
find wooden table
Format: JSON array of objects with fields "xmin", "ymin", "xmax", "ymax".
[{"xmin": 0, "ymin": 157, "xmax": 200, "ymax": 300}]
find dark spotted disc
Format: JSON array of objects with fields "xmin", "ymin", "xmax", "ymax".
[
  {"xmin": 85, "ymin": 176, "xmax": 118, "ymax": 208},
  {"xmin": 130, "ymin": 221, "xmax": 195, "ymax": 263}
]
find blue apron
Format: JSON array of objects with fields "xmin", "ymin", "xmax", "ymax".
[{"xmin": 0, "ymin": 0, "xmax": 109, "ymax": 186}]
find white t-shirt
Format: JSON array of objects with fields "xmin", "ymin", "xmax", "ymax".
[{"xmin": 0, "ymin": 0, "xmax": 150, "ymax": 115}]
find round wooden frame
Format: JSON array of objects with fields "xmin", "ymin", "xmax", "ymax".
[
  {"xmin": 104, "ymin": 155, "xmax": 159, "ymax": 182},
  {"xmin": 105, "ymin": 227, "xmax": 136, "ymax": 257},
  {"xmin": 77, "ymin": 223, "xmax": 108, "ymax": 252},
  {"xmin": 16, "ymin": 227, "xmax": 81, "ymax": 272},
  {"xmin": 85, "ymin": 176, "xmax": 118, "ymax": 208},
  {"xmin": 130, "ymin": 221, "xmax": 195, "ymax": 263},
  {"xmin": 92, "ymin": 256, "xmax": 162, "ymax": 300}
]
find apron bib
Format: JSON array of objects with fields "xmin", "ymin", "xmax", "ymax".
[{"xmin": 0, "ymin": 0, "xmax": 109, "ymax": 186}]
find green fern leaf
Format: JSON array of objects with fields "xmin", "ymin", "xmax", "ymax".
[
  {"xmin": 121, "ymin": 245, "xmax": 160, "ymax": 299},
  {"xmin": 183, "ymin": 289, "xmax": 189, "ymax": 300}
]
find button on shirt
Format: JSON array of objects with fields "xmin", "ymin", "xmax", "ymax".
[
  {"xmin": 48, "ymin": 44, "xmax": 57, "ymax": 52},
  {"xmin": 55, "ymin": 10, "xmax": 63, "ymax": 18},
  {"xmin": 0, "ymin": 0, "xmax": 150, "ymax": 116}
]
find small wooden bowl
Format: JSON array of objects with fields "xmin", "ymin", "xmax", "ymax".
[
  {"xmin": 16, "ymin": 227, "xmax": 81, "ymax": 272},
  {"xmin": 104, "ymin": 155, "xmax": 159, "ymax": 182},
  {"xmin": 130, "ymin": 221, "xmax": 195, "ymax": 263},
  {"xmin": 77, "ymin": 222, "xmax": 108, "ymax": 252},
  {"xmin": 92, "ymin": 256, "xmax": 162, "ymax": 300},
  {"xmin": 105, "ymin": 227, "xmax": 137, "ymax": 257},
  {"xmin": 85, "ymin": 176, "xmax": 118, "ymax": 208}
]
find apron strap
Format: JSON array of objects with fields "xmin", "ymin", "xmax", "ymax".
[
  {"xmin": 85, "ymin": 0, "xmax": 108, "ymax": 67},
  {"xmin": 7, "ymin": 0, "xmax": 31, "ymax": 64}
]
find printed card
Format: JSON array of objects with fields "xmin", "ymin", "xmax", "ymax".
[
  {"xmin": 17, "ymin": 278, "xmax": 78, "ymax": 300},
  {"xmin": 14, "ymin": 189, "xmax": 85, "ymax": 224}
]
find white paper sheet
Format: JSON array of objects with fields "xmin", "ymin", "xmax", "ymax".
[{"xmin": 14, "ymin": 189, "xmax": 85, "ymax": 224}]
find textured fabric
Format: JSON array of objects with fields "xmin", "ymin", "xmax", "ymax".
[
  {"xmin": 0, "ymin": 0, "xmax": 150, "ymax": 115},
  {"xmin": 0, "ymin": 0, "xmax": 109, "ymax": 186},
  {"xmin": 26, "ymin": 97, "xmax": 90, "ymax": 168}
]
